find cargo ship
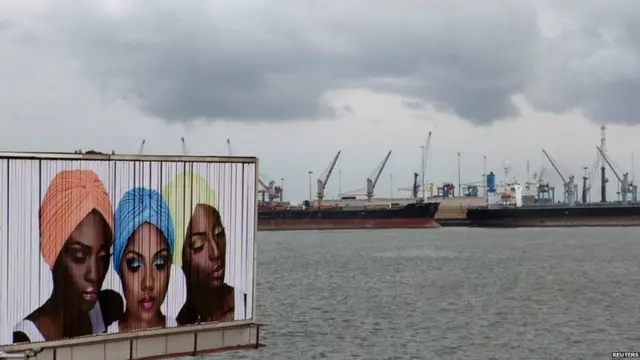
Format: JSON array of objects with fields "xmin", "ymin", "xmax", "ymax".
[
  {"xmin": 467, "ymin": 203, "xmax": 640, "ymax": 227},
  {"xmin": 466, "ymin": 171, "xmax": 640, "ymax": 227},
  {"xmin": 258, "ymin": 199, "xmax": 440, "ymax": 231},
  {"xmin": 256, "ymin": 144, "xmax": 445, "ymax": 230}
]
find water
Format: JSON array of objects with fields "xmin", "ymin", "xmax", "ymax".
[{"xmin": 213, "ymin": 228, "xmax": 640, "ymax": 359}]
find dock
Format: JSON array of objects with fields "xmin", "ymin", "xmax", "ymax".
[{"xmin": 433, "ymin": 197, "xmax": 486, "ymax": 226}]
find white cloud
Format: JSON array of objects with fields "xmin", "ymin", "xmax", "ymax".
[{"xmin": 1, "ymin": 0, "xmax": 639, "ymax": 201}]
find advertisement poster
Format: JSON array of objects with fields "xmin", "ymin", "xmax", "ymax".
[{"xmin": 0, "ymin": 158, "xmax": 256, "ymax": 345}]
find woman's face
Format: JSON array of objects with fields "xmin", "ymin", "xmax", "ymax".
[
  {"xmin": 120, "ymin": 222, "xmax": 171, "ymax": 325},
  {"xmin": 184, "ymin": 204, "xmax": 226, "ymax": 291},
  {"xmin": 52, "ymin": 210, "xmax": 111, "ymax": 312}
]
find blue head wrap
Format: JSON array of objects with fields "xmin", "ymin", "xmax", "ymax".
[{"xmin": 113, "ymin": 187, "xmax": 175, "ymax": 276}]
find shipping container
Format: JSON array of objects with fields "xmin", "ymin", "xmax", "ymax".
[{"xmin": 0, "ymin": 152, "xmax": 262, "ymax": 358}]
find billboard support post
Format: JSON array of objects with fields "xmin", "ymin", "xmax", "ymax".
[{"xmin": 0, "ymin": 351, "xmax": 26, "ymax": 359}]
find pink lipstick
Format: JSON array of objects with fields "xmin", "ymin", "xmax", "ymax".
[
  {"xmin": 140, "ymin": 296, "xmax": 156, "ymax": 310},
  {"xmin": 82, "ymin": 287, "xmax": 97, "ymax": 301},
  {"xmin": 210, "ymin": 266, "xmax": 224, "ymax": 279}
]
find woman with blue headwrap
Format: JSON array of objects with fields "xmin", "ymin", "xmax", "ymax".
[{"xmin": 107, "ymin": 187, "xmax": 176, "ymax": 333}]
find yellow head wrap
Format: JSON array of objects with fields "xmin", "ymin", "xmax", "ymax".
[{"xmin": 161, "ymin": 171, "xmax": 217, "ymax": 265}]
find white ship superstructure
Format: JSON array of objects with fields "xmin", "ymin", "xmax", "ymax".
[{"xmin": 487, "ymin": 180, "xmax": 524, "ymax": 208}]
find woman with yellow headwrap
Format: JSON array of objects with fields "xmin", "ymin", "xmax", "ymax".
[
  {"xmin": 162, "ymin": 171, "xmax": 241, "ymax": 325},
  {"xmin": 12, "ymin": 169, "xmax": 122, "ymax": 343}
]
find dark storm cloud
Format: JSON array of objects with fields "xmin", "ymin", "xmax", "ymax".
[{"xmin": 32, "ymin": 0, "xmax": 640, "ymax": 125}]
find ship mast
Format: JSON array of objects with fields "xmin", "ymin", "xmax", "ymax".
[
  {"xmin": 600, "ymin": 125, "xmax": 608, "ymax": 202},
  {"xmin": 597, "ymin": 145, "xmax": 630, "ymax": 205},
  {"xmin": 421, "ymin": 131, "xmax": 432, "ymax": 200},
  {"xmin": 399, "ymin": 136, "xmax": 432, "ymax": 200}
]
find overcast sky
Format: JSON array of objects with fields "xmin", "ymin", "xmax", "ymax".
[{"xmin": 1, "ymin": 0, "xmax": 639, "ymax": 202}]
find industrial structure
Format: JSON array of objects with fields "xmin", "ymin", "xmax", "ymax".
[
  {"xmin": 399, "ymin": 131, "xmax": 433, "ymax": 199},
  {"xmin": 541, "ymin": 149, "xmax": 576, "ymax": 205},
  {"xmin": 257, "ymin": 137, "xmax": 441, "ymax": 231},
  {"xmin": 467, "ymin": 125, "xmax": 640, "ymax": 227},
  {"xmin": 340, "ymin": 150, "xmax": 393, "ymax": 202},
  {"xmin": 317, "ymin": 150, "xmax": 342, "ymax": 204}
]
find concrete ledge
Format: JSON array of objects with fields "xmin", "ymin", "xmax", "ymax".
[{"xmin": 0, "ymin": 322, "xmax": 265, "ymax": 360}]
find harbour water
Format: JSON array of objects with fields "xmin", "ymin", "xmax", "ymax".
[{"xmin": 214, "ymin": 228, "xmax": 640, "ymax": 359}]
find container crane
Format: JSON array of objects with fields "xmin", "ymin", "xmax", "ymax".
[
  {"xmin": 461, "ymin": 180, "xmax": 485, "ymax": 197},
  {"xmin": 541, "ymin": 149, "xmax": 576, "ymax": 205},
  {"xmin": 316, "ymin": 150, "xmax": 341, "ymax": 204},
  {"xmin": 530, "ymin": 166, "xmax": 556, "ymax": 203},
  {"xmin": 596, "ymin": 146, "xmax": 636, "ymax": 204}
]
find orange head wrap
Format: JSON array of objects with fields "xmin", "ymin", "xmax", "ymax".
[{"xmin": 40, "ymin": 169, "xmax": 114, "ymax": 268}]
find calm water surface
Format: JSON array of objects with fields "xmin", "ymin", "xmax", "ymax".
[{"xmin": 211, "ymin": 228, "xmax": 640, "ymax": 359}]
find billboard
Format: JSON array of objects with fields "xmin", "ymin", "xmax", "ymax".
[{"xmin": 0, "ymin": 156, "xmax": 256, "ymax": 346}]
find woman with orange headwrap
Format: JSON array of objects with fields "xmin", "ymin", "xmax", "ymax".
[{"xmin": 12, "ymin": 169, "xmax": 123, "ymax": 343}]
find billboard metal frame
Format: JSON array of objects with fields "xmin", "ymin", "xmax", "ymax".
[{"xmin": 0, "ymin": 151, "xmax": 264, "ymax": 359}]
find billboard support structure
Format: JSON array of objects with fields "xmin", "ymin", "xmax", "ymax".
[
  {"xmin": 0, "ymin": 151, "xmax": 263, "ymax": 359},
  {"xmin": 0, "ymin": 351, "xmax": 26, "ymax": 359}
]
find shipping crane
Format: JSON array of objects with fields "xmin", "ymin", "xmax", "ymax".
[
  {"xmin": 398, "ymin": 132, "xmax": 432, "ymax": 199},
  {"xmin": 596, "ymin": 146, "xmax": 636, "ymax": 204},
  {"xmin": 342, "ymin": 150, "xmax": 392, "ymax": 201},
  {"xmin": 258, "ymin": 177, "xmax": 282, "ymax": 205},
  {"xmin": 316, "ymin": 150, "xmax": 341, "ymax": 204},
  {"xmin": 366, "ymin": 150, "xmax": 392, "ymax": 201},
  {"xmin": 531, "ymin": 165, "xmax": 546, "ymax": 183},
  {"xmin": 230, "ymin": 137, "xmax": 284, "ymax": 204},
  {"xmin": 399, "ymin": 172, "xmax": 421, "ymax": 199},
  {"xmin": 600, "ymin": 125, "xmax": 607, "ymax": 202},
  {"xmin": 581, "ymin": 126, "xmax": 610, "ymax": 202},
  {"xmin": 420, "ymin": 132, "xmax": 432, "ymax": 199},
  {"xmin": 530, "ymin": 165, "xmax": 555, "ymax": 203},
  {"xmin": 181, "ymin": 137, "xmax": 188, "ymax": 155},
  {"xmin": 541, "ymin": 149, "xmax": 576, "ymax": 205},
  {"xmin": 138, "ymin": 140, "xmax": 146, "ymax": 155}
]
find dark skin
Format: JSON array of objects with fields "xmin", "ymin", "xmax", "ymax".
[
  {"xmin": 13, "ymin": 210, "xmax": 122, "ymax": 343},
  {"xmin": 177, "ymin": 204, "xmax": 236, "ymax": 325},
  {"xmin": 118, "ymin": 223, "xmax": 171, "ymax": 332}
]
